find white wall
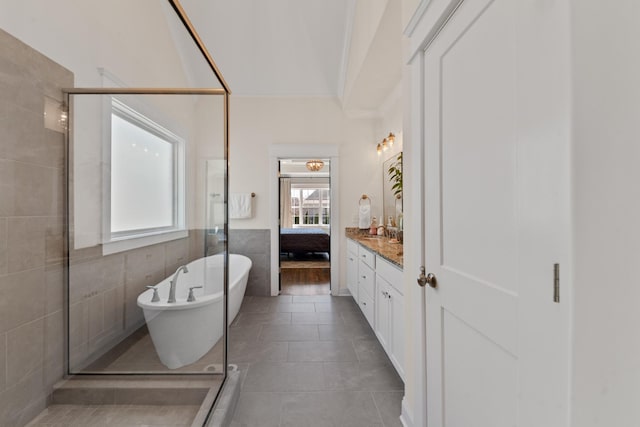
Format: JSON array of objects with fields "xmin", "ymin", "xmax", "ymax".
[
  {"xmin": 228, "ymin": 96, "xmax": 382, "ymax": 292},
  {"xmin": 0, "ymin": 0, "xmax": 197, "ymax": 89},
  {"xmin": 571, "ymin": 1, "xmax": 640, "ymax": 425}
]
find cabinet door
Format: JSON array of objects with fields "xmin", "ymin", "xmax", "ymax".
[
  {"xmin": 346, "ymin": 251, "xmax": 358, "ymax": 300},
  {"xmin": 375, "ymin": 277, "xmax": 391, "ymax": 350},
  {"xmin": 388, "ymin": 285, "xmax": 404, "ymax": 380}
]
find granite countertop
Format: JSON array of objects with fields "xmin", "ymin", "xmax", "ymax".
[{"xmin": 345, "ymin": 227, "xmax": 403, "ymax": 269}]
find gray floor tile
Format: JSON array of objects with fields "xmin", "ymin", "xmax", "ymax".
[
  {"xmin": 372, "ymin": 391, "xmax": 404, "ymax": 427},
  {"xmin": 291, "ymin": 295, "xmax": 333, "ymax": 303},
  {"xmin": 242, "ymin": 362, "xmax": 326, "ymax": 392},
  {"xmin": 228, "ymin": 325, "xmax": 262, "ymax": 341},
  {"xmin": 231, "ymin": 392, "xmax": 283, "ymax": 427},
  {"xmin": 280, "ymin": 391, "xmax": 383, "ymax": 427},
  {"xmin": 314, "ymin": 297, "xmax": 360, "ymax": 313},
  {"xmin": 287, "ymin": 341, "xmax": 359, "ymax": 362},
  {"xmin": 341, "ymin": 309, "xmax": 369, "ymax": 325},
  {"xmin": 291, "ymin": 312, "xmax": 343, "ymax": 325},
  {"xmin": 318, "ymin": 323, "xmax": 376, "ymax": 341},
  {"xmin": 233, "ymin": 312, "xmax": 292, "ymax": 327},
  {"xmin": 313, "ymin": 302, "xmax": 334, "ymax": 312},
  {"xmin": 260, "ymin": 324, "xmax": 319, "ymax": 341},
  {"xmin": 322, "ymin": 361, "xmax": 404, "ymax": 392},
  {"xmin": 229, "ymin": 340, "xmax": 289, "ymax": 363},
  {"xmin": 272, "ymin": 302, "xmax": 316, "ymax": 313},
  {"xmin": 239, "ymin": 299, "xmax": 275, "ymax": 313},
  {"xmin": 352, "ymin": 339, "xmax": 393, "ymax": 363}
]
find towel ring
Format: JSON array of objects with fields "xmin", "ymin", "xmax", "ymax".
[{"xmin": 359, "ymin": 194, "xmax": 370, "ymax": 206}]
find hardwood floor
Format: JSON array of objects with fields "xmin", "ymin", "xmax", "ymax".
[{"xmin": 280, "ymin": 267, "xmax": 330, "ymax": 295}]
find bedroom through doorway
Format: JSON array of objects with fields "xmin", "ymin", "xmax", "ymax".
[{"xmin": 279, "ymin": 159, "xmax": 331, "ymax": 296}]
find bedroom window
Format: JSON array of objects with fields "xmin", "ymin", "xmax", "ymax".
[{"xmin": 291, "ymin": 187, "xmax": 330, "ymax": 226}]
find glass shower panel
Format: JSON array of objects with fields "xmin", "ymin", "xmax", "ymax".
[{"xmin": 68, "ymin": 92, "xmax": 226, "ymax": 375}]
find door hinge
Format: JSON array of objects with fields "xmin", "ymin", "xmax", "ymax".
[{"xmin": 553, "ymin": 263, "xmax": 560, "ymax": 303}]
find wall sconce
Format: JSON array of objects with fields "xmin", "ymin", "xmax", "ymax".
[
  {"xmin": 386, "ymin": 132, "xmax": 395, "ymax": 147},
  {"xmin": 306, "ymin": 159, "xmax": 325, "ymax": 171},
  {"xmin": 377, "ymin": 132, "xmax": 395, "ymax": 155}
]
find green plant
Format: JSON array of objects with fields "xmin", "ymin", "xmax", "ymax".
[{"xmin": 387, "ymin": 152, "xmax": 403, "ymax": 198}]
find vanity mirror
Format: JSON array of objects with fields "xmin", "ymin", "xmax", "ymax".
[{"xmin": 383, "ymin": 152, "xmax": 403, "ymax": 230}]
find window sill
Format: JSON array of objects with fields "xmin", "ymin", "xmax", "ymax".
[{"xmin": 102, "ymin": 229, "xmax": 188, "ymax": 256}]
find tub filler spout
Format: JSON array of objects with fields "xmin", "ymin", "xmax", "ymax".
[{"xmin": 168, "ymin": 265, "xmax": 188, "ymax": 303}]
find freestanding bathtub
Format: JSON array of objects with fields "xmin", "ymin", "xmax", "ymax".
[{"xmin": 137, "ymin": 253, "xmax": 252, "ymax": 369}]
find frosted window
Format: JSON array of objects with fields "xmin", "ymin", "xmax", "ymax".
[{"xmin": 111, "ymin": 114, "xmax": 175, "ymax": 234}]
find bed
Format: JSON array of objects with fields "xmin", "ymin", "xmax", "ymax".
[{"xmin": 280, "ymin": 228, "xmax": 330, "ymax": 255}]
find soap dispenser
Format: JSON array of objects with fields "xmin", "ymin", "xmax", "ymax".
[{"xmin": 369, "ymin": 216, "xmax": 378, "ymax": 235}]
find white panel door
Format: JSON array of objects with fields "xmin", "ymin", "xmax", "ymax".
[{"xmin": 421, "ymin": 0, "xmax": 571, "ymax": 426}]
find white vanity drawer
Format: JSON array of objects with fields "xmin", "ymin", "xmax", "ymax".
[
  {"xmin": 358, "ymin": 289, "xmax": 374, "ymax": 328},
  {"xmin": 376, "ymin": 256, "xmax": 403, "ymax": 295},
  {"xmin": 358, "ymin": 261, "xmax": 375, "ymax": 299},
  {"xmin": 347, "ymin": 239, "xmax": 359, "ymax": 256},
  {"xmin": 358, "ymin": 246, "xmax": 376, "ymax": 269}
]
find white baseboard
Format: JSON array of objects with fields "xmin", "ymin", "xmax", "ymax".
[{"xmin": 400, "ymin": 397, "xmax": 414, "ymax": 427}]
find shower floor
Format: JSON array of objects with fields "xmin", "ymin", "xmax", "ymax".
[{"xmin": 82, "ymin": 326, "xmax": 225, "ymax": 374}]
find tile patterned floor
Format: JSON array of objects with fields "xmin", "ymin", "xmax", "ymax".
[
  {"xmin": 27, "ymin": 295, "xmax": 403, "ymax": 427},
  {"xmin": 229, "ymin": 295, "xmax": 404, "ymax": 427}
]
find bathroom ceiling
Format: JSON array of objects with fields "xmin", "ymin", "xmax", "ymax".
[{"xmin": 179, "ymin": 0, "xmax": 354, "ymax": 97}]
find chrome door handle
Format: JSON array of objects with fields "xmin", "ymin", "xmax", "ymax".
[{"xmin": 417, "ymin": 266, "xmax": 437, "ymax": 289}]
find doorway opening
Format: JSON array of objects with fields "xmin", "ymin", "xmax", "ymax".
[{"xmin": 278, "ymin": 159, "xmax": 331, "ymax": 296}]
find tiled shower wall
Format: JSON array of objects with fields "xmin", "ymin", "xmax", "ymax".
[
  {"xmin": 0, "ymin": 29, "xmax": 71, "ymax": 426},
  {"xmin": 0, "ymin": 29, "xmax": 211, "ymax": 426},
  {"xmin": 228, "ymin": 229, "xmax": 270, "ymax": 296},
  {"xmin": 67, "ymin": 234, "xmax": 204, "ymax": 372}
]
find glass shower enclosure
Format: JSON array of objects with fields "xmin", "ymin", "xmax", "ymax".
[{"xmin": 62, "ymin": 0, "xmax": 230, "ymax": 423}]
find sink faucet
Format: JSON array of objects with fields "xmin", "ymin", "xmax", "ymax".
[{"xmin": 168, "ymin": 265, "xmax": 188, "ymax": 303}]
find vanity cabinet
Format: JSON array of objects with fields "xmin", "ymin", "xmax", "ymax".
[
  {"xmin": 346, "ymin": 237, "xmax": 404, "ymax": 380},
  {"xmin": 357, "ymin": 245, "xmax": 376, "ymax": 328},
  {"xmin": 375, "ymin": 258, "xmax": 404, "ymax": 379},
  {"xmin": 346, "ymin": 240, "xmax": 359, "ymax": 300}
]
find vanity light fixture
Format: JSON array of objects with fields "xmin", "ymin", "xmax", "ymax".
[
  {"xmin": 306, "ymin": 159, "xmax": 324, "ymax": 172},
  {"xmin": 376, "ymin": 132, "xmax": 396, "ymax": 155}
]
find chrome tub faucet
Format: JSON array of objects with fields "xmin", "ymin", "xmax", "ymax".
[{"xmin": 168, "ymin": 265, "xmax": 188, "ymax": 303}]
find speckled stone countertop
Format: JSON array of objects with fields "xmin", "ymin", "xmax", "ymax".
[{"xmin": 345, "ymin": 228, "xmax": 403, "ymax": 269}]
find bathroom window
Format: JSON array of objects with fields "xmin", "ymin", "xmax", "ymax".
[{"xmin": 104, "ymin": 99, "xmax": 186, "ymax": 253}]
